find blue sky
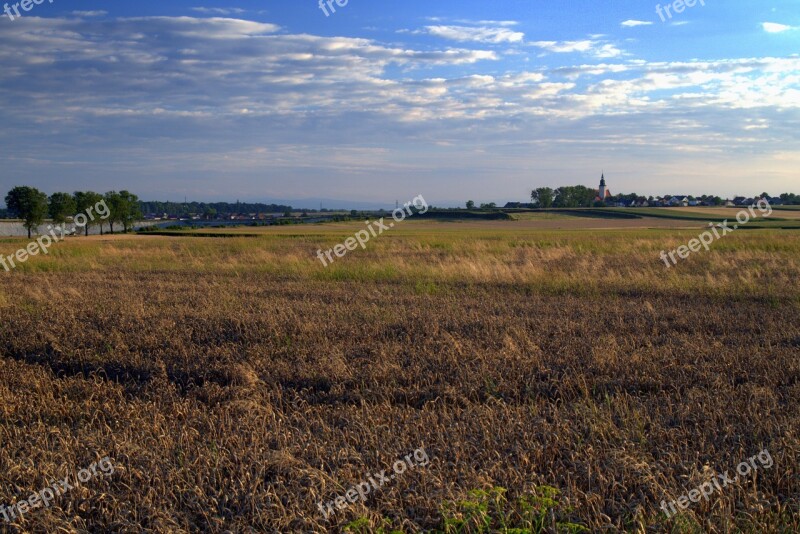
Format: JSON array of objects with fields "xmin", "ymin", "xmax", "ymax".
[{"xmin": 0, "ymin": 1, "xmax": 798, "ymax": 206}]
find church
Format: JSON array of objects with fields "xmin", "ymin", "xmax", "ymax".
[{"xmin": 596, "ymin": 173, "xmax": 612, "ymax": 202}]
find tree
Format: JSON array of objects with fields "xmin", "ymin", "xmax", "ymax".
[
  {"xmin": 117, "ymin": 191, "xmax": 142, "ymax": 232},
  {"xmin": 104, "ymin": 191, "xmax": 141, "ymax": 233},
  {"xmin": 203, "ymin": 207, "xmax": 217, "ymax": 221},
  {"xmin": 466, "ymin": 200, "xmax": 475, "ymax": 209},
  {"xmin": 5, "ymin": 186, "xmax": 48, "ymax": 238},
  {"xmin": 553, "ymin": 186, "xmax": 596, "ymax": 208},
  {"xmin": 479, "ymin": 202, "xmax": 497, "ymax": 209},
  {"xmin": 48, "ymin": 192, "xmax": 77, "ymax": 233},
  {"xmin": 531, "ymin": 187, "xmax": 554, "ymax": 208},
  {"xmin": 104, "ymin": 191, "xmax": 122, "ymax": 233},
  {"xmin": 74, "ymin": 191, "xmax": 104, "ymax": 236}
]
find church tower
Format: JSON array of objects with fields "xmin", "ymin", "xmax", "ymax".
[{"xmin": 599, "ymin": 173, "xmax": 607, "ymax": 199}]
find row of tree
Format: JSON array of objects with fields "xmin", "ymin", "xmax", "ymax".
[
  {"xmin": 465, "ymin": 201, "xmax": 498, "ymax": 210},
  {"xmin": 530, "ymin": 187, "xmax": 800, "ymax": 208},
  {"xmin": 139, "ymin": 200, "xmax": 293, "ymax": 218},
  {"xmin": 530, "ymin": 186, "xmax": 597, "ymax": 208},
  {"xmin": 776, "ymin": 192, "xmax": 800, "ymax": 204},
  {"xmin": 4, "ymin": 186, "xmax": 141, "ymax": 238}
]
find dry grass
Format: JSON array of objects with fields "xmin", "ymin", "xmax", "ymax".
[
  {"xmin": 670, "ymin": 206, "xmax": 800, "ymax": 220},
  {"xmin": 0, "ymin": 224, "xmax": 798, "ymax": 533}
]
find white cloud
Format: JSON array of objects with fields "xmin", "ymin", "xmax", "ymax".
[
  {"xmin": 621, "ymin": 20, "xmax": 653, "ymax": 27},
  {"xmin": 456, "ymin": 19, "xmax": 519, "ymax": 27},
  {"xmin": 72, "ymin": 11, "xmax": 108, "ymax": 17},
  {"xmin": 192, "ymin": 7, "xmax": 246, "ymax": 16},
  {"xmin": 762, "ymin": 22, "xmax": 797, "ymax": 33},
  {"xmin": 420, "ymin": 25, "xmax": 525, "ymax": 44},
  {"xmin": 532, "ymin": 39, "xmax": 623, "ymax": 58}
]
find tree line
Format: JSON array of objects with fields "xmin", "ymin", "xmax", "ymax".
[
  {"xmin": 140, "ymin": 201, "xmax": 293, "ymax": 218},
  {"xmin": 3, "ymin": 186, "xmax": 141, "ymax": 238},
  {"xmin": 530, "ymin": 186, "xmax": 800, "ymax": 208}
]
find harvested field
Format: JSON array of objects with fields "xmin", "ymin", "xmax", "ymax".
[
  {"xmin": 0, "ymin": 225, "xmax": 799, "ymax": 532},
  {"xmin": 158, "ymin": 217, "xmax": 712, "ymax": 239},
  {"xmin": 669, "ymin": 207, "xmax": 800, "ymax": 220}
]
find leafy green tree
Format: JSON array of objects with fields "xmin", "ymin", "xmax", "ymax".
[
  {"xmin": 531, "ymin": 187, "xmax": 554, "ymax": 208},
  {"xmin": 479, "ymin": 202, "xmax": 497, "ymax": 209},
  {"xmin": 104, "ymin": 191, "xmax": 123, "ymax": 233},
  {"xmin": 117, "ymin": 191, "xmax": 142, "ymax": 232},
  {"xmin": 48, "ymin": 192, "xmax": 77, "ymax": 231},
  {"xmin": 203, "ymin": 207, "xmax": 217, "ymax": 220},
  {"xmin": 553, "ymin": 185, "xmax": 596, "ymax": 208},
  {"xmin": 466, "ymin": 200, "xmax": 475, "ymax": 209},
  {"xmin": 5, "ymin": 186, "xmax": 48, "ymax": 238},
  {"xmin": 74, "ymin": 191, "xmax": 105, "ymax": 236}
]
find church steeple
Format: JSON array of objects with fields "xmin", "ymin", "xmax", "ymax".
[{"xmin": 598, "ymin": 172, "xmax": 608, "ymax": 199}]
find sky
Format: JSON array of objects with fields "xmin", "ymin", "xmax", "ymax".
[{"xmin": 0, "ymin": 0, "xmax": 798, "ymax": 207}]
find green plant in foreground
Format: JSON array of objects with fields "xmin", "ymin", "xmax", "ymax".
[
  {"xmin": 340, "ymin": 486, "xmax": 588, "ymax": 533},
  {"xmin": 344, "ymin": 516, "xmax": 403, "ymax": 534},
  {"xmin": 439, "ymin": 486, "xmax": 588, "ymax": 533}
]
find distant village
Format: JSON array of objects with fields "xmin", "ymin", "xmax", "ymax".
[
  {"xmin": 506, "ymin": 174, "xmax": 798, "ymax": 210},
  {"xmin": 507, "ymin": 194, "xmax": 792, "ymax": 209}
]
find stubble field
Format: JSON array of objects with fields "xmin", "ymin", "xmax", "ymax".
[{"xmin": 0, "ymin": 218, "xmax": 799, "ymax": 533}]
